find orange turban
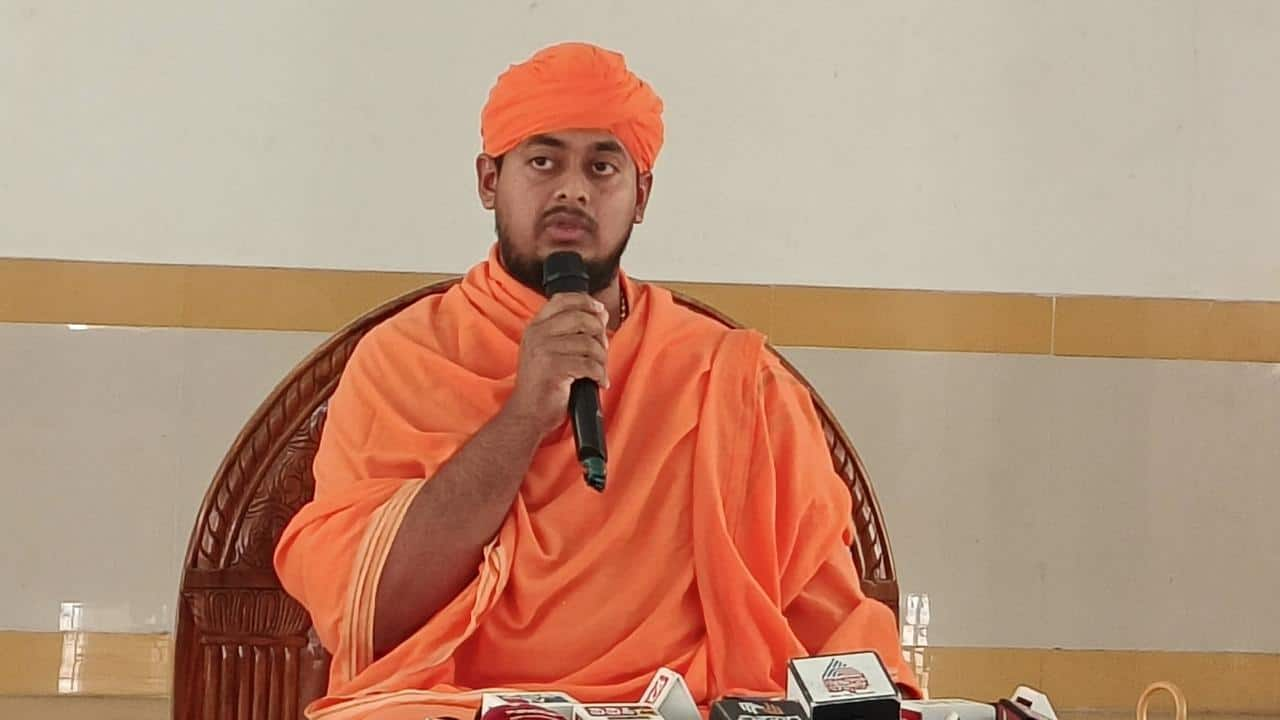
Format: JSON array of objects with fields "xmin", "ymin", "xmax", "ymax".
[{"xmin": 481, "ymin": 42, "xmax": 665, "ymax": 173}]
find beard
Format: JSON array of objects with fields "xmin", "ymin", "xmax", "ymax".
[{"xmin": 496, "ymin": 216, "xmax": 631, "ymax": 295}]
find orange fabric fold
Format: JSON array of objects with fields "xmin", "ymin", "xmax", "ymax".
[
  {"xmin": 481, "ymin": 42, "xmax": 664, "ymax": 172},
  {"xmin": 274, "ymin": 247, "xmax": 917, "ymax": 719}
]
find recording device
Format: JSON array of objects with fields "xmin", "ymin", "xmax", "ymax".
[
  {"xmin": 900, "ymin": 686, "xmax": 1057, "ymax": 720},
  {"xmin": 993, "ymin": 699, "xmax": 1052, "ymax": 720},
  {"xmin": 480, "ymin": 692, "xmax": 579, "ymax": 720},
  {"xmin": 572, "ymin": 704, "xmax": 663, "ymax": 720},
  {"xmin": 542, "ymin": 250, "xmax": 608, "ymax": 491},
  {"xmin": 900, "ymin": 699, "xmax": 996, "ymax": 720},
  {"xmin": 709, "ymin": 697, "xmax": 809, "ymax": 720},
  {"xmin": 1003, "ymin": 687, "xmax": 1058, "ymax": 720},
  {"xmin": 785, "ymin": 651, "xmax": 900, "ymax": 720},
  {"xmin": 639, "ymin": 668, "xmax": 702, "ymax": 720}
]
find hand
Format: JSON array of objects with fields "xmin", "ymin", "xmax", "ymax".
[{"xmin": 503, "ymin": 293, "xmax": 609, "ymax": 439}]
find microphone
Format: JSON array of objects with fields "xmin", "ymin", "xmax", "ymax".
[
  {"xmin": 901, "ymin": 699, "xmax": 996, "ymax": 720},
  {"xmin": 480, "ymin": 692, "xmax": 579, "ymax": 720},
  {"xmin": 480, "ymin": 705, "xmax": 570, "ymax": 720},
  {"xmin": 899, "ymin": 686, "xmax": 1057, "ymax": 720},
  {"xmin": 1000, "ymin": 686, "xmax": 1058, "ymax": 720},
  {"xmin": 639, "ymin": 668, "xmax": 702, "ymax": 720},
  {"xmin": 542, "ymin": 251, "xmax": 608, "ymax": 492},
  {"xmin": 572, "ymin": 704, "xmax": 662, "ymax": 720},
  {"xmin": 709, "ymin": 698, "xmax": 809, "ymax": 720},
  {"xmin": 785, "ymin": 652, "xmax": 900, "ymax": 720},
  {"xmin": 993, "ymin": 700, "xmax": 1053, "ymax": 720}
]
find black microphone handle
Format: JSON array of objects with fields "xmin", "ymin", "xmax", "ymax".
[
  {"xmin": 570, "ymin": 377, "xmax": 607, "ymax": 491},
  {"xmin": 541, "ymin": 250, "xmax": 608, "ymax": 492}
]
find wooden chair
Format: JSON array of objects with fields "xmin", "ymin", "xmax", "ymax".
[{"xmin": 172, "ymin": 279, "xmax": 899, "ymax": 720}]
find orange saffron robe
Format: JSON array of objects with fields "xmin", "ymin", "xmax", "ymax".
[{"xmin": 275, "ymin": 248, "xmax": 918, "ymax": 719}]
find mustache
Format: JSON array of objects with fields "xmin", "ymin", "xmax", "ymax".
[{"xmin": 539, "ymin": 206, "xmax": 598, "ymax": 232}]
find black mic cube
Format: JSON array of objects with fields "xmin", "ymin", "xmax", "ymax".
[
  {"xmin": 710, "ymin": 698, "xmax": 810, "ymax": 720},
  {"xmin": 786, "ymin": 652, "xmax": 900, "ymax": 720}
]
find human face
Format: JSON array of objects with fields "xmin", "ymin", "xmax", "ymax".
[{"xmin": 477, "ymin": 129, "xmax": 653, "ymax": 293}]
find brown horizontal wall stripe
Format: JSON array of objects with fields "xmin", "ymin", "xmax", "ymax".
[
  {"xmin": 1, "ymin": 631, "xmax": 1275, "ymax": 713},
  {"xmin": 1, "ymin": 258, "xmax": 189, "ymax": 328},
  {"xmin": 181, "ymin": 265, "xmax": 451, "ymax": 332},
  {"xmin": 0, "ymin": 257, "xmax": 447, "ymax": 332},
  {"xmin": 0, "ymin": 631, "xmax": 171, "ymax": 697},
  {"xmin": 924, "ymin": 647, "xmax": 1280, "ymax": 715},
  {"xmin": 662, "ymin": 281, "xmax": 775, "ymax": 338},
  {"xmin": 770, "ymin": 286, "xmax": 1054, "ymax": 354},
  {"xmin": 3, "ymin": 258, "xmax": 1280, "ymax": 361},
  {"xmin": 1054, "ymin": 295, "xmax": 1280, "ymax": 363},
  {"xmin": 1036, "ymin": 649, "xmax": 1280, "ymax": 716}
]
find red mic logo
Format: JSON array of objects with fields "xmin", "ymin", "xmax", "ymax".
[
  {"xmin": 642, "ymin": 675, "xmax": 669, "ymax": 704},
  {"xmin": 821, "ymin": 659, "xmax": 870, "ymax": 693}
]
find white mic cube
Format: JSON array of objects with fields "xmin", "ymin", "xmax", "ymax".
[
  {"xmin": 900, "ymin": 699, "xmax": 995, "ymax": 720},
  {"xmin": 639, "ymin": 668, "xmax": 702, "ymax": 720},
  {"xmin": 573, "ymin": 704, "xmax": 665, "ymax": 720},
  {"xmin": 1007, "ymin": 686, "xmax": 1058, "ymax": 720}
]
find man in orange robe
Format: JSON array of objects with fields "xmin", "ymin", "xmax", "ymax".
[{"xmin": 275, "ymin": 42, "xmax": 917, "ymax": 720}]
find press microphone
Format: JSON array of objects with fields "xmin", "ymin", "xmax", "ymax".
[
  {"xmin": 480, "ymin": 692, "xmax": 579, "ymax": 720},
  {"xmin": 993, "ymin": 700, "xmax": 1052, "ymax": 720},
  {"xmin": 542, "ymin": 251, "xmax": 608, "ymax": 492},
  {"xmin": 480, "ymin": 704, "xmax": 571, "ymax": 720},
  {"xmin": 639, "ymin": 668, "xmax": 702, "ymax": 720},
  {"xmin": 785, "ymin": 652, "xmax": 900, "ymax": 720},
  {"xmin": 901, "ymin": 699, "xmax": 996, "ymax": 720},
  {"xmin": 899, "ymin": 686, "xmax": 1056, "ymax": 720},
  {"xmin": 709, "ymin": 697, "xmax": 809, "ymax": 720},
  {"xmin": 1001, "ymin": 687, "xmax": 1058, "ymax": 720},
  {"xmin": 572, "ymin": 704, "xmax": 662, "ymax": 720}
]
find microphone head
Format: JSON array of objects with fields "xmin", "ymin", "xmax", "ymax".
[
  {"xmin": 480, "ymin": 692, "xmax": 579, "ymax": 720},
  {"xmin": 543, "ymin": 251, "xmax": 590, "ymax": 296},
  {"xmin": 709, "ymin": 698, "xmax": 809, "ymax": 720},
  {"xmin": 640, "ymin": 668, "xmax": 701, "ymax": 720},
  {"xmin": 786, "ymin": 652, "xmax": 899, "ymax": 720},
  {"xmin": 480, "ymin": 704, "xmax": 567, "ymax": 720}
]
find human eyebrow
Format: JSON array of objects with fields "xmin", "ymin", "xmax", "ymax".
[
  {"xmin": 591, "ymin": 139, "xmax": 625, "ymax": 155},
  {"xmin": 524, "ymin": 134, "xmax": 567, "ymax": 150}
]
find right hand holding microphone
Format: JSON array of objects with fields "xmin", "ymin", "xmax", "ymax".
[{"xmin": 505, "ymin": 293, "xmax": 610, "ymax": 440}]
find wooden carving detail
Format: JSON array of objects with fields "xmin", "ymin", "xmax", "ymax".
[
  {"xmin": 176, "ymin": 284, "xmax": 453, "ymax": 719},
  {"xmin": 198, "ymin": 641, "xmax": 301, "ymax": 720},
  {"xmin": 232, "ymin": 404, "xmax": 328, "ymax": 570},
  {"xmin": 818, "ymin": 408, "xmax": 890, "ymax": 583},
  {"xmin": 188, "ymin": 589, "xmax": 311, "ymax": 639},
  {"xmin": 198, "ymin": 332, "xmax": 362, "ymax": 571}
]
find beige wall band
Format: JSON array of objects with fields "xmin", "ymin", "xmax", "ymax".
[{"xmin": 3, "ymin": 258, "xmax": 1279, "ymax": 362}]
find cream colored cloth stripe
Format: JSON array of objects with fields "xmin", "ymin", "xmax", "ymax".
[{"xmin": 343, "ymin": 478, "xmax": 428, "ymax": 680}]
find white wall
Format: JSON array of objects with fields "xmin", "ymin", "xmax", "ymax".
[
  {"xmin": 4, "ymin": 1, "xmax": 1279, "ymax": 300},
  {"xmin": 4, "ymin": 322, "xmax": 1277, "ymax": 652}
]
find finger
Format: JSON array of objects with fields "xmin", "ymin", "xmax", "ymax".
[
  {"xmin": 548, "ymin": 336, "xmax": 608, "ymax": 365},
  {"xmin": 535, "ymin": 293, "xmax": 604, "ymax": 320},
  {"xmin": 523, "ymin": 331, "xmax": 605, "ymax": 367},
  {"xmin": 539, "ymin": 310, "xmax": 607, "ymax": 341},
  {"xmin": 553, "ymin": 354, "xmax": 608, "ymax": 388}
]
